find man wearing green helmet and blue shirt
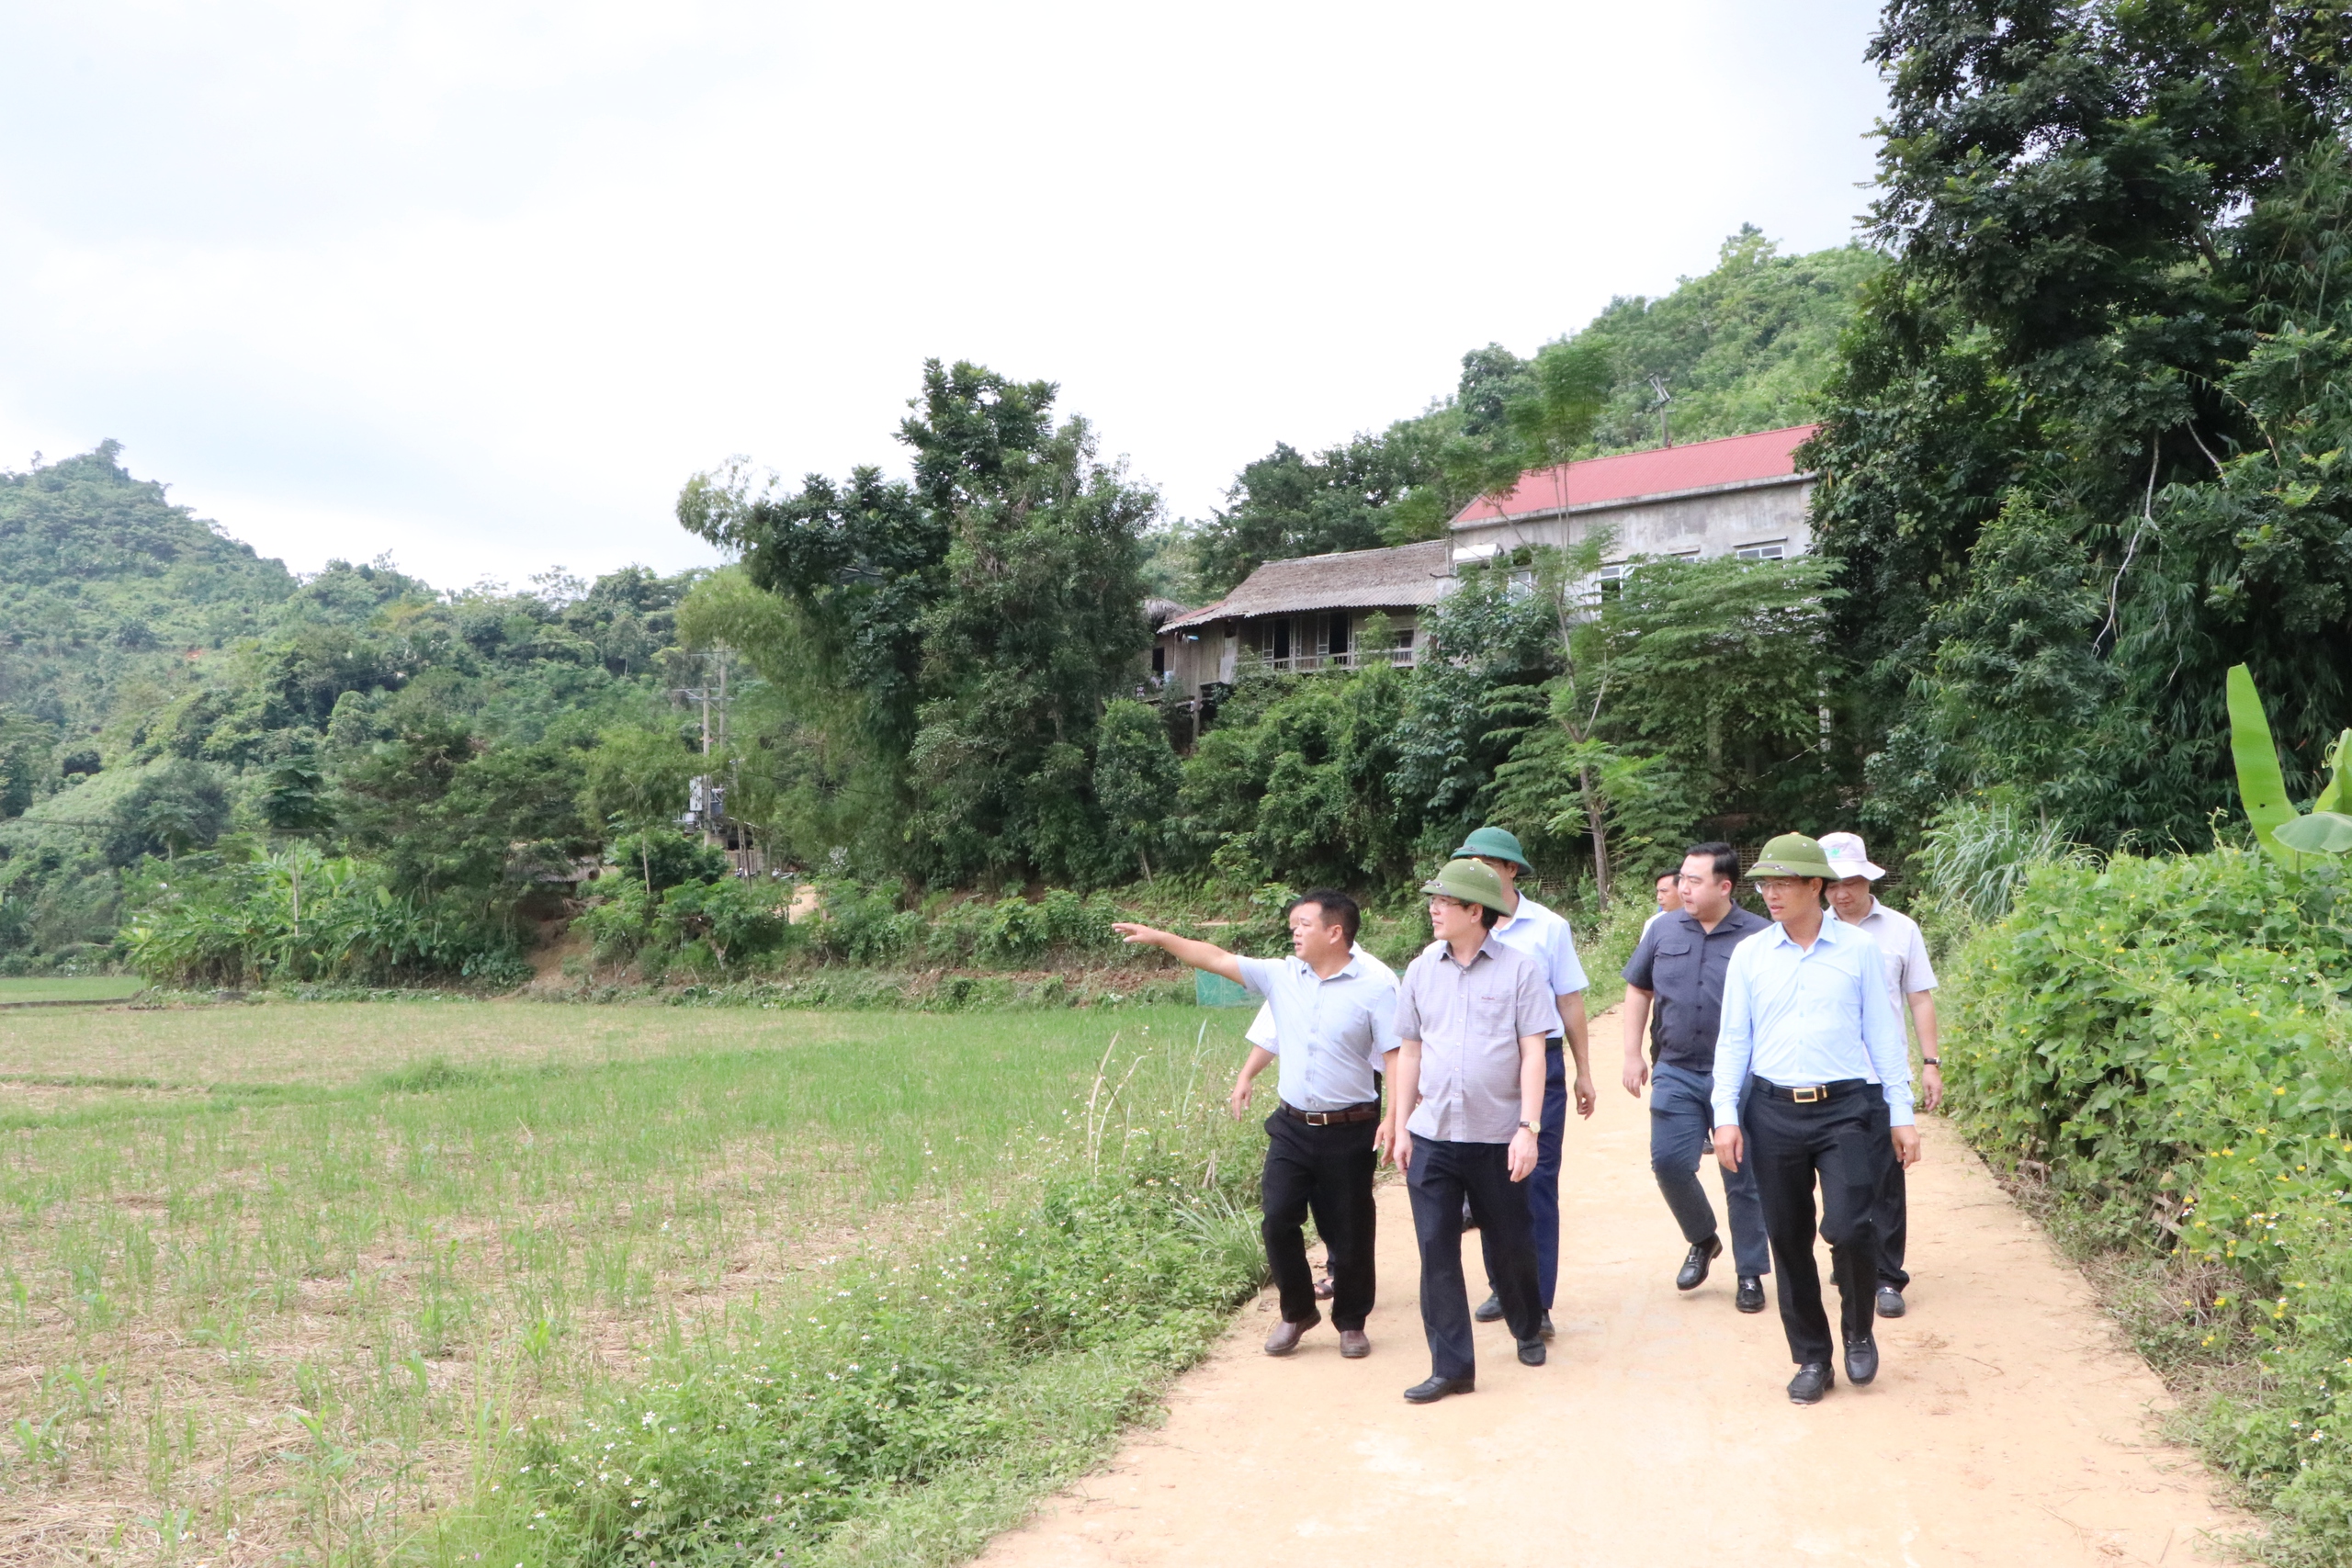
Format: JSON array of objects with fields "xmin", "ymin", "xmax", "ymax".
[
  {"xmin": 1711, "ymin": 833, "xmax": 1921, "ymax": 1404},
  {"xmin": 1389, "ymin": 856, "xmax": 1563, "ymax": 1403},
  {"xmin": 1447, "ymin": 827, "xmax": 1595, "ymax": 1334}
]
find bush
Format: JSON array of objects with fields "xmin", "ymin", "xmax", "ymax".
[
  {"xmin": 654, "ymin": 876, "xmax": 787, "ymax": 968},
  {"xmin": 1949, "ymin": 849, "xmax": 2352, "ymax": 1560},
  {"xmin": 125, "ymin": 844, "xmax": 526, "ymax": 987}
]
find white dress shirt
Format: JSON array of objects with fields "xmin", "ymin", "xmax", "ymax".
[
  {"xmin": 1235, "ymin": 948, "xmax": 1402, "ymax": 1112},
  {"xmin": 1487, "ymin": 891, "xmax": 1589, "ymax": 1022},
  {"xmin": 1709, "ymin": 918, "xmax": 1914, "ymax": 1128},
  {"xmin": 1831, "ymin": 898, "xmax": 1939, "ymax": 1022}
]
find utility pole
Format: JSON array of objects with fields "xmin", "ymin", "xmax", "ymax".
[{"xmin": 1649, "ymin": 376, "xmax": 1674, "ymax": 448}]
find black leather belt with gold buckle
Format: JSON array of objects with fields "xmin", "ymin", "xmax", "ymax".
[
  {"xmin": 1755, "ymin": 1077, "xmax": 1870, "ymax": 1105},
  {"xmin": 1282, "ymin": 1100, "xmax": 1381, "ymax": 1126}
]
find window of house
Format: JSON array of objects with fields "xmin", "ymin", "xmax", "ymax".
[
  {"xmin": 1736, "ymin": 540, "xmax": 1788, "ymax": 561},
  {"xmin": 1597, "ymin": 562, "xmax": 1632, "ymax": 599},
  {"xmin": 1327, "ymin": 612, "xmax": 1349, "ymax": 658},
  {"xmin": 1151, "ymin": 646, "xmax": 1165, "ymax": 679},
  {"xmin": 1271, "ymin": 617, "xmax": 1291, "ymax": 660}
]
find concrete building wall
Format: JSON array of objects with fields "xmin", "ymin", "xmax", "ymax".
[{"xmin": 1451, "ymin": 475, "xmax": 1815, "ymax": 566}]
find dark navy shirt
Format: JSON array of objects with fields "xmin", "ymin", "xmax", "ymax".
[{"xmin": 1621, "ymin": 904, "xmax": 1770, "ymax": 1074}]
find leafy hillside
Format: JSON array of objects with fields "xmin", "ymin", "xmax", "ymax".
[
  {"xmin": 0, "ymin": 443, "xmax": 295, "ymax": 742},
  {"xmin": 0, "ymin": 446, "xmax": 706, "ymax": 973}
]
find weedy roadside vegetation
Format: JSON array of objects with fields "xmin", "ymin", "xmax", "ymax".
[
  {"xmin": 451, "ymin": 1027, "xmax": 1266, "ymax": 1568},
  {"xmin": 0, "ymin": 1000, "xmax": 1251, "ymax": 1565},
  {"xmin": 1945, "ymin": 850, "xmax": 2352, "ymax": 1564}
]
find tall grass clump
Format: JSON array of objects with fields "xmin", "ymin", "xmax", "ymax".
[
  {"xmin": 1916, "ymin": 796, "xmax": 2089, "ymax": 938},
  {"xmin": 451, "ymin": 1026, "xmax": 1266, "ymax": 1568},
  {"xmin": 1946, "ymin": 849, "xmax": 2352, "ymax": 1563}
]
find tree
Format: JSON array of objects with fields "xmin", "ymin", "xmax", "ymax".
[
  {"xmin": 1093, "ymin": 700, "xmax": 1180, "ymax": 882},
  {"xmin": 582, "ymin": 726, "xmax": 698, "ymax": 891},
  {"xmin": 107, "ymin": 759, "xmax": 229, "ymax": 864},
  {"xmin": 1812, "ymin": 0, "xmax": 2352, "ymax": 853},
  {"xmin": 680, "ymin": 360, "xmax": 1157, "ymax": 886}
]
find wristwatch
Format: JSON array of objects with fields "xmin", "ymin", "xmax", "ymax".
[{"xmin": 1519, "ymin": 1120, "xmax": 1538, "ymax": 1132}]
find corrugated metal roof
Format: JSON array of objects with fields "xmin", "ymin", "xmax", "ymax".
[
  {"xmin": 1159, "ymin": 540, "xmax": 1453, "ymax": 631},
  {"xmin": 1452, "ymin": 424, "xmax": 1820, "ymax": 525}
]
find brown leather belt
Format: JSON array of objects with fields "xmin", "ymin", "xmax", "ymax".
[{"xmin": 1281, "ymin": 1100, "xmax": 1381, "ymax": 1126}]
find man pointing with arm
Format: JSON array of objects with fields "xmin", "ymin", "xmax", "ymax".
[{"xmin": 1114, "ymin": 891, "xmax": 1396, "ymax": 1360}]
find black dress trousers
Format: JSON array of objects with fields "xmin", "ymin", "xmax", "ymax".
[
  {"xmin": 1742, "ymin": 1080, "xmax": 1883, "ymax": 1365},
  {"xmin": 1406, "ymin": 1136, "xmax": 1542, "ymax": 1381},
  {"xmin": 1261, "ymin": 1107, "xmax": 1380, "ymax": 1330},
  {"xmin": 1868, "ymin": 1096, "xmax": 1909, "ymax": 1290}
]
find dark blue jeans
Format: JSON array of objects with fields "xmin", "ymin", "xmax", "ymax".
[
  {"xmin": 1650, "ymin": 1060, "xmax": 1770, "ymax": 1278},
  {"xmin": 1408, "ymin": 1137, "xmax": 1542, "ymax": 1381}
]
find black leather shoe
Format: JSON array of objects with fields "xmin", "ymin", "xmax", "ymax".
[
  {"xmin": 1404, "ymin": 1374, "xmax": 1474, "ymax": 1404},
  {"xmin": 1844, "ymin": 1335, "xmax": 1880, "ymax": 1386},
  {"xmin": 1875, "ymin": 1285, "xmax": 1906, "ymax": 1318},
  {"xmin": 1540, "ymin": 1312, "xmax": 1555, "ymax": 1339},
  {"xmin": 1676, "ymin": 1235, "xmax": 1723, "ymax": 1292},
  {"xmin": 1473, "ymin": 1292, "xmax": 1504, "ymax": 1323},
  {"xmin": 1516, "ymin": 1337, "xmax": 1546, "ymax": 1367},
  {"xmin": 1787, "ymin": 1362, "xmax": 1834, "ymax": 1404},
  {"xmin": 1736, "ymin": 1275, "xmax": 1766, "ymax": 1314}
]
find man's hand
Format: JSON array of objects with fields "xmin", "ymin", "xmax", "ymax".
[
  {"xmin": 1111, "ymin": 921, "xmax": 1168, "ymax": 946},
  {"xmin": 1508, "ymin": 1126, "xmax": 1538, "ymax": 1181},
  {"xmin": 1892, "ymin": 1124, "xmax": 1922, "ymax": 1168},
  {"xmin": 1918, "ymin": 1064, "xmax": 1945, "ymax": 1114},
  {"xmin": 1227, "ymin": 1074, "xmax": 1254, "ymax": 1121},
  {"xmin": 1392, "ymin": 1125, "xmax": 1414, "ymax": 1172},
  {"xmin": 1713, "ymin": 1124, "xmax": 1743, "ymax": 1172},
  {"xmin": 1621, "ymin": 1055, "xmax": 1649, "ymax": 1099},
  {"xmin": 1573, "ymin": 1070, "xmax": 1597, "ymax": 1119},
  {"xmin": 1373, "ymin": 1115, "xmax": 1395, "ymax": 1164}
]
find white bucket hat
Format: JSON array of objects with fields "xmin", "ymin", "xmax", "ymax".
[{"xmin": 1818, "ymin": 831, "xmax": 1884, "ymax": 881}]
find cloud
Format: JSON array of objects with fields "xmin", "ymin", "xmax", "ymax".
[{"xmin": 0, "ymin": 0, "xmax": 1889, "ymax": 588}]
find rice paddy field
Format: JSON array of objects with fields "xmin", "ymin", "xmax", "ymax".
[{"xmin": 0, "ymin": 998, "xmax": 1251, "ymax": 1566}]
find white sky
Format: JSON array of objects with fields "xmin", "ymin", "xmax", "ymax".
[{"xmin": 0, "ymin": 0, "xmax": 1892, "ymax": 592}]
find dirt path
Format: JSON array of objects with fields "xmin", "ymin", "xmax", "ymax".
[{"xmin": 979, "ymin": 1009, "xmax": 2250, "ymax": 1567}]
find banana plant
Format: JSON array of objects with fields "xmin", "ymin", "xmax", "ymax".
[{"xmin": 2226, "ymin": 663, "xmax": 2352, "ymax": 862}]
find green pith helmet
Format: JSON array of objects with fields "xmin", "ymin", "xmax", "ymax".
[
  {"xmin": 1452, "ymin": 825, "xmax": 1534, "ymax": 874},
  {"xmin": 1420, "ymin": 857, "xmax": 1513, "ymax": 914},
  {"xmin": 1747, "ymin": 832, "xmax": 1837, "ymax": 881}
]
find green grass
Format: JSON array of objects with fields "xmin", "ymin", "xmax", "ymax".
[
  {"xmin": 0, "ymin": 975, "xmax": 148, "ymax": 1005},
  {"xmin": 0, "ymin": 999, "xmax": 1253, "ymax": 1563}
]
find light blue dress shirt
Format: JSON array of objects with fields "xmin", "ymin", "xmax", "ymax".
[
  {"xmin": 1708, "ymin": 918, "xmax": 1914, "ymax": 1128},
  {"xmin": 1235, "ymin": 952, "xmax": 1402, "ymax": 1111},
  {"xmin": 1487, "ymin": 891, "xmax": 1589, "ymax": 1020}
]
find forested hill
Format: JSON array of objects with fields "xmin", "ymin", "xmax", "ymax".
[
  {"xmin": 1, "ymin": 442, "xmax": 298, "ymax": 737},
  {"xmin": 0, "ymin": 446, "xmax": 704, "ymax": 970}
]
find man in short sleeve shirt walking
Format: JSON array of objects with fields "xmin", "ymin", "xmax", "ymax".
[
  {"xmin": 1389, "ymin": 859, "xmax": 1559, "ymax": 1404},
  {"xmin": 1449, "ymin": 827, "xmax": 1593, "ymax": 1336},
  {"xmin": 1620, "ymin": 840, "xmax": 1772, "ymax": 1312},
  {"xmin": 1114, "ymin": 891, "xmax": 1398, "ymax": 1359}
]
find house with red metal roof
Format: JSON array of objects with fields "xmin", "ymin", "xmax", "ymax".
[
  {"xmin": 1148, "ymin": 424, "xmax": 1821, "ymax": 723},
  {"xmin": 1450, "ymin": 423, "xmax": 1820, "ymax": 581}
]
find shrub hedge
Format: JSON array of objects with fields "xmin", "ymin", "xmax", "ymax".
[{"xmin": 1948, "ymin": 850, "xmax": 2352, "ymax": 1561}]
